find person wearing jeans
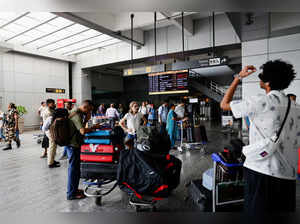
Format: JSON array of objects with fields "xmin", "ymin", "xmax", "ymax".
[
  {"xmin": 60, "ymin": 102, "xmax": 74, "ymax": 161},
  {"xmin": 120, "ymin": 101, "xmax": 147, "ymax": 149},
  {"xmin": 65, "ymin": 145, "xmax": 81, "ymax": 199},
  {"xmin": 66, "ymin": 100, "xmax": 100, "ymax": 200}
]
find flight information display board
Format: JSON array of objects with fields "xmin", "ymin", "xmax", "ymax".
[{"xmin": 148, "ymin": 70, "xmax": 189, "ymax": 95}]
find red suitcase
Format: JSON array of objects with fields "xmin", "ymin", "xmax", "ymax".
[{"xmin": 80, "ymin": 144, "xmax": 121, "ymax": 163}]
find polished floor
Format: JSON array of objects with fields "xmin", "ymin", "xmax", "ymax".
[{"xmin": 0, "ymin": 123, "xmax": 299, "ymax": 212}]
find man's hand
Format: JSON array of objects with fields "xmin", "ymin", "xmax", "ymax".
[
  {"xmin": 239, "ymin": 65, "xmax": 257, "ymax": 78},
  {"xmin": 182, "ymin": 117, "xmax": 189, "ymax": 122},
  {"xmin": 92, "ymin": 123, "xmax": 101, "ymax": 129},
  {"xmin": 127, "ymin": 128, "xmax": 133, "ymax": 133}
]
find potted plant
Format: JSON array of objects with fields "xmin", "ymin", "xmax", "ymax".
[{"xmin": 16, "ymin": 105, "xmax": 27, "ymax": 133}]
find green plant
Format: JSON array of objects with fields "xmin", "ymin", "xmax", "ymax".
[{"xmin": 17, "ymin": 105, "xmax": 28, "ymax": 117}]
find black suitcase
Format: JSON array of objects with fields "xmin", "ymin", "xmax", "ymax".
[
  {"xmin": 186, "ymin": 127, "xmax": 193, "ymax": 143},
  {"xmin": 80, "ymin": 162, "xmax": 118, "ymax": 179},
  {"xmin": 199, "ymin": 125, "xmax": 208, "ymax": 143},
  {"xmin": 187, "ymin": 179, "xmax": 212, "ymax": 211},
  {"xmin": 193, "ymin": 126, "xmax": 208, "ymax": 143}
]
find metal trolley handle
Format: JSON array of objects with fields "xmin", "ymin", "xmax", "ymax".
[{"xmin": 83, "ymin": 180, "xmax": 118, "ymax": 198}]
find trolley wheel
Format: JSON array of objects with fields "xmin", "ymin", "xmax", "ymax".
[
  {"xmin": 95, "ymin": 196, "xmax": 102, "ymax": 206},
  {"xmin": 95, "ymin": 191, "xmax": 102, "ymax": 206},
  {"xmin": 135, "ymin": 205, "xmax": 141, "ymax": 212}
]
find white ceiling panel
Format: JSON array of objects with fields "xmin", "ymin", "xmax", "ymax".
[{"xmin": 0, "ymin": 12, "xmax": 125, "ymax": 56}]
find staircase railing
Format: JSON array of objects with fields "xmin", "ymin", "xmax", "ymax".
[{"xmin": 189, "ymin": 71, "xmax": 242, "ymax": 100}]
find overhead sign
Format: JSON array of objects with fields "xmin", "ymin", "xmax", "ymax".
[
  {"xmin": 123, "ymin": 64, "xmax": 165, "ymax": 76},
  {"xmin": 46, "ymin": 88, "xmax": 66, "ymax": 94},
  {"xmin": 209, "ymin": 57, "xmax": 228, "ymax": 66},
  {"xmin": 171, "ymin": 57, "xmax": 228, "ymax": 70},
  {"xmin": 148, "ymin": 70, "xmax": 189, "ymax": 95}
]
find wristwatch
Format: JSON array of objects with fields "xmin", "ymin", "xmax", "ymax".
[{"xmin": 233, "ymin": 74, "xmax": 243, "ymax": 81}]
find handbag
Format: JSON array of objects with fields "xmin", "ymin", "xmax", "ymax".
[{"xmin": 242, "ymin": 97, "xmax": 291, "ymax": 160}]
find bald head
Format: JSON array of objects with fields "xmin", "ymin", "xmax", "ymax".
[{"xmin": 80, "ymin": 100, "xmax": 94, "ymax": 113}]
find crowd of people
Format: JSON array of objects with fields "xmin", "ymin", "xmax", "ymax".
[
  {"xmin": 0, "ymin": 59, "xmax": 299, "ymax": 213},
  {"xmin": 96, "ymin": 100, "xmax": 189, "ymax": 149},
  {"xmin": 30, "ymin": 98, "xmax": 189, "ymax": 200}
]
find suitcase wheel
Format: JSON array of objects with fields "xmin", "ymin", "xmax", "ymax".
[
  {"xmin": 95, "ymin": 194, "xmax": 102, "ymax": 206},
  {"xmin": 135, "ymin": 205, "xmax": 141, "ymax": 212}
]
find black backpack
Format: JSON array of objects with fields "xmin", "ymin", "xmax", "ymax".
[
  {"xmin": 136, "ymin": 126, "xmax": 171, "ymax": 154},
  {"xmin": 50, "ymin": 108, "xmax": 79, "ymax": 147}
]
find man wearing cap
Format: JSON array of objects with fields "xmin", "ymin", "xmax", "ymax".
[{"xmin": 221, "ymin": 60, "xmax": 300, "ymax": 213}]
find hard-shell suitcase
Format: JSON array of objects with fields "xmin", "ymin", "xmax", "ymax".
[
  {"xmin": 80, "ymin": 144, "xmax": 121, "ymax": 163},
  {"xmin": 187, "ymin": 179, "xmax": 212, "ymax": 211},
  {"xmin": 199, "ymin": 125, "xmax": 208, "ymax": 143},
  {"xmin": 80, "ymin": 162, "xmax": 118, "ymax": 179},
  {"xmin": 84, "ymin": 127, "xmax": 125, "ymax": 145},
  {"xmin": 84, "ymin": 130, "xmax": 112, "ymax": 145},
  {"xmin": 187, "ymin": 127, "xmax": 193, "ymax": 143}
]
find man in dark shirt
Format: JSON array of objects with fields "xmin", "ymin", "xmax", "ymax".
[{"xmin": 66, "ymin": 100, "xmax": 100, "ymax": 200}]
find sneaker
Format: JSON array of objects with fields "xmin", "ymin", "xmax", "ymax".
[
  {"xmin": 67, "ymin": 192, "xmax": 86, "ymax": 200},
  {"xmin": 53, "ymin": 160, "xmax": 60, "ymax": 165},
  {"xmin": 2, "ymin": 144, "xmax": 12, "ymax": 151},
  {"xmin": 40, "ymin": 153, "xmax": 47, "ymax": 158},
  {"xmin": 16, "ymin": 139, "xmax": 21, "ymax": 148},
  {"xmin": 48, "ymin": 163, "xmax": 60, "ymax": 168}
]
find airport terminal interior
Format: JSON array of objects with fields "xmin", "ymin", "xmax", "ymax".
[{"xmin": 0, "ymin": 11, "xmax": 300, "ymax": 213}]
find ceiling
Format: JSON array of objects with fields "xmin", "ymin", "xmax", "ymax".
[
  {"xmin": 0, "ymin": 12, "xmax": 222, "ymax": 56},
  {"xmin": 0, "ymin": 12, "xmax": 121, "ymax": 56}
]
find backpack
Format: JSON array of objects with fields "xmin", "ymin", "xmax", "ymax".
[
  {"xmin": 50, "ymin": 108, "xmax": 79, "ymax": 147},
  {"xmin": 136, "ymin": 126, "xmax": 171, "ymax": 154}
]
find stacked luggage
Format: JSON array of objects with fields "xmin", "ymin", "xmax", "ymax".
[
  {"xmin": 117, "ymin": 126, "xmax": 182, "ymax": 199},
  {"xmin": 80, "ymin": 126, "xmax": 125, "ymax": 180}
]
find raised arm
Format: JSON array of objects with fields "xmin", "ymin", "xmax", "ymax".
[{"xmin": 220, "ymin": 65, "xmax": 257, "ymax": 111}]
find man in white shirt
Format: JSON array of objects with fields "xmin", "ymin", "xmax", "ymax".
[
  {"xmin": 43, "ymin": 99, "xmax": 60, "ymax": 168},
  {"xmin": 139, "ymin": 102, "xmax": 148, "ymax": 115},
  {"xmin": 221, "ymin": 60, "xmax": 300, "ymax": 213},
  {"xmin": 174, "ymin": 102, "xmax": 185, "ymax": 119},
  {"xmin": 38, "ymin": 102, "xmax": 46, "ymax": 130},
  {"xmin": 158, "ymin": 101, "xmax": 169, "ymax": 133},
  {"xmin": 105, "ymin": 103, "xmax": 120, "ymax": 128}
]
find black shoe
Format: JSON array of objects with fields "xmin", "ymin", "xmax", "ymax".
[
  {"xmin": 67, "ymin": 193, "xmax": 86, "ymax": 200},
  {"xmin": 48, "ymin": 163, "xmax": 60, "ymax": 168},
  {"xmin": 16, "ymin": 139, "xmax": 21, "ymax": 148},
  {"xmin": 59, "ymin": 154, "xmax": 67, "ymax": 160},
  {"xmin": 53, "ymin": 160, "xmax": 60, "ymax": 165},
  {"xmin": 2, "ymin": 144, "xmax": 12, "ymax": 151}
]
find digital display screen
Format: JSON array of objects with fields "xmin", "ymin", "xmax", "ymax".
[{"xmin": 148, "ymin": 70, "xmax": 189, "ymax": 95}]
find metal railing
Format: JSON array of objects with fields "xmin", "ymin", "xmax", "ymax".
[{"xmin": 189, "ymin": 71, "xmax": 242, "ymax": 100}]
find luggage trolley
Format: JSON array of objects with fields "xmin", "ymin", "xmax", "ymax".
[
  {"xmin": 80, "ymin": 127, "xmax": 124, "ymax": 206},
  {"xmin": 211, "ymin": 153, "xmax": 244, "ymax": 212},
  {"xmin": 83, "ymin": 177, "xmax": 118, "ymax": 206},
  {"xmin": 177, "ymin": 120, "xmax": 207, "ymax": 153}
]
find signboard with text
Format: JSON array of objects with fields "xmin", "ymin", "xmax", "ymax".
[{"xmin": 46, "ymin": 88, "xmax": 66, "ymax": 94}]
